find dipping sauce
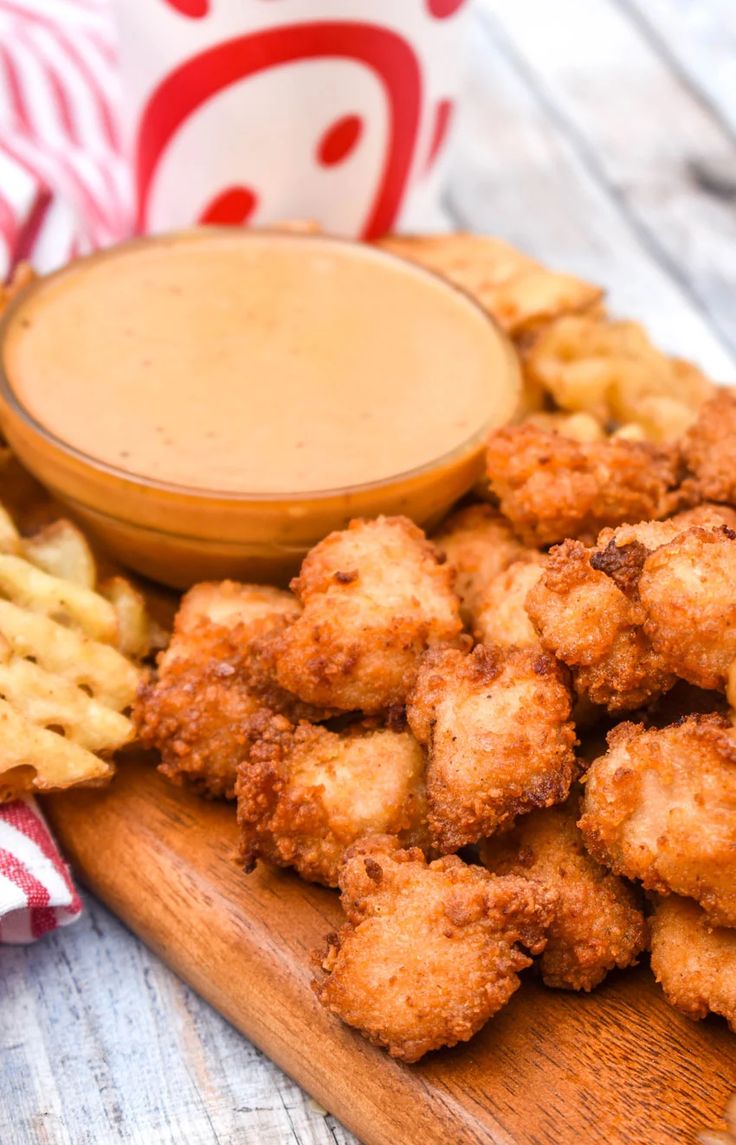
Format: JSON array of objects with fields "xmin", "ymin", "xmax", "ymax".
[
  {"xmin": 4, "ymin": 230, "xmax": 514, "ymax": 494},
  {"xmin": 0, "ymin": 230, "xmax": 520, "ymax": 587}
]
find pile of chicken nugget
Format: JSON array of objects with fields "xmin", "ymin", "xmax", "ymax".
[{"xmin": 136, "ymin": 234, "xmax": 736, "ymax": 1063}]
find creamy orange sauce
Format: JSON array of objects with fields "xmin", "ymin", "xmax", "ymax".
[{"xmin": 4, "ymin": 231, "xmax": 513, "ymax": 495}]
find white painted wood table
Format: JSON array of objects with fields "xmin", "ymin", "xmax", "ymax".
[{"xmin": 2, "ymin": 1, "xmax": 736, "ymax": 1142}]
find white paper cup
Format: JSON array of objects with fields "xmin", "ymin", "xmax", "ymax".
[{"xmin": 113, "ymin": 0, "xmax": 470, "ymax": 238}]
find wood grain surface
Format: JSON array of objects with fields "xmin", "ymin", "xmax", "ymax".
[{"xmin": 44, "ymin": 758, "xmax": 736, "ymax": 1145}]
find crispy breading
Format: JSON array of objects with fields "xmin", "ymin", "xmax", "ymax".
[
  {"xmin": 236, "ymin": 715, "xmax": 428, "ymax": 886},
  {"xmin": 433, "ymin": 503, "xmax": 531, "ymax": 624},
  {"xmin": 594, "ymin": 519, "xmax": 686, "ymax": 553},
  {"xmin": 486, "ymin": 423, "xmax": 679, "ymax": 547},
  {"xmin": 649, "ymin": 894, "xmax": 736, "ymax": 1033},
  {"xmin": 157, "ymin": 580, "xmax": 297, "ymax": 670},
  {"xmin": 639, "ymin": 526, "xmax": 736, "ymax": 691},
  {"xmin": 375, "ymin": 233, "xmax": 602, "ymax": 336},
  {"xmin": 595, "ymin": 503, "xmax": 736, "ymax": 553},
  {"xmin": 579, "ymin": 716, "xmax": 736, "ymax": 927},
  {"xmin": 135, "ymin": 582, "xmax": 321, "ymax": 799},
  {"xmin": 406, "ymin": 644, "xmax": 576, "ymax": 853},
  {"xmin": 528, "ymin": 512, "xmax": 736, "ymax": 711},
  {"xmin": 273, "ymin": 516, "xmax": 463, "ymax": 714},
  {"xmin": 680, "ymin": 389, "xmax": 736, "ymax": 505},
  {"xmin": 479, "ymin": 799, "xmax": 647, "ymax": 991},
  {"xmin": 669, "ymin": 503, "xmax": 736, "ymax": 532},
  {"xmin": 473, "ymin": 554, "xmax": 546, "ymax": 648},
  {"xmin": 176, "ymin": 580, "xmax": 296, "ymax": 629},
  {"xmin": 314, "ymin": 835, "xmax": 555, "ymax": 1062},
  {"xmin": 526, "ymin": 539, "xmax": 675, "ymax": 712}
]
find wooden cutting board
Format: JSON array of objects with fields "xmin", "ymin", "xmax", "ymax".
[{"xmin": 44, "ymin": 758, "xmax": 736, "ymax": 1145}]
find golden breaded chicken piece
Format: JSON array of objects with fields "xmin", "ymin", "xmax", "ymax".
[
  {"xmin": 649, "ymin": 894, "xmax": 736, "ymax": 1033},
  {"xmin": 579, "ymin": 716, "xmax": 736, "ymax": 928},
  {"xmin": 157, "ymin": 581, "xmax": 298, "ymax": 672},
  {"xmin": 526, "ymin": 539, "xmax": 675, "ymax": 712},
  {"xmin": 639, "ymin": 526, "xmax": 736, "ymax": 691},
  {"xmin": 479, "ymin": 799, "xmax": 647, "ymax": 991},
  {"xmin": 681, "ymin": 389, "xmax": 736, "ymax": 505},
  {"xmin": 594, "ymin": 518, "xmax": 688, "ymax": 553},
  {"xmin": 274, "ymin": 516, "xmax": 462, "ymax": 714},
  {"xmin": 530, "ymin": 508, "xmax": 736, "ymax": 711},
  {"xmin": 486, "ymin": 423, "xmax": 679, "ymax": 547},
  {"xmin": 407, "ymin": 645, "xmax": 576, "ymax": 853},
  {"xmin": 473, "ymin": 554, "xmax": 546, "ymax": 648},
  {"xmin": 314, "ymin": 835, "xmax": 555, "ymax": 1062},
  {"xmin": 433, "ymin": 503, "xmax": 533, "ymax": 624},
  {"xmin": 135, "ymin": 582, "xmax": 318, "ymax": 799},
  {"xmin": 376, "ymin": 233, "xmax": 602, "ymax": 336},
  {"xmin": 667, "ymin": 503, "xmax": 736, "ymax": 532},
  {"xmin": 236, "ymin": 714, "xmax": 428, "ymax": 886},
  {"xmin": 593, "ymin": 503, "xmax": 736, "ymax": 555}
]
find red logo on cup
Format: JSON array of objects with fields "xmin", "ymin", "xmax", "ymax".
[
  {"xmin": 136, "ymin": 22, "xmax": 422, "ymax": 238},
  {"xmin": 164, "ymin": 0, "xmax": 210, "ymax": 16}
]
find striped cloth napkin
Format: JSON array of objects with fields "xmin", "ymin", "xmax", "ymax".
[
  {"xmin": 0, "ymin": 0, "xmax": 126, "ymax": 941},
  {"xmin": 0, "ymin": 799, "xmax": 81, "ymax": 942},
  {"xmin": 0, "ymin": 0, "xmax": 130, "ymax": 280}
]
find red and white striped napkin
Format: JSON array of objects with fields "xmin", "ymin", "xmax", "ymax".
[
  {"xmin": 0, "ymin": 0, "xmax": 130, "ymax": 281},
  {"xmin": 0, "ymin": 798, "xmax": 82, "ymax": 942},
  {"xmin": 0, "ymin": 0, "xmax": 126, "ymax": 940}
]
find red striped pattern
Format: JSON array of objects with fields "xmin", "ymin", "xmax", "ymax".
[
  {"xmin": 0, "ymin": 1, "xmax": 125, "ymax": 941},
  {"xmin": 0, "ymin": 799, "xmax": 82, "ymax": 943},
  {"xmin": 0, "ymin": 0, "xmax": 131, "ymax": 281}
]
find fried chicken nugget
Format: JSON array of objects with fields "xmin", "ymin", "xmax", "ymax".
[
  {"xmin": 473, "ymin": 554, "xmax": 546, "ymax": 648},
  {"xmin": 135, "ymin": 582, "xmax": 315, "ymax": 799},
  {"xmin": 314, "ymin": 835, "xmax": 555, "ymax": 1062},
  {"xmin": 528, "ymin": 508, "xmax": 736, "ymax": 712},
  {"xmin": 236, "ymin": 714, "xmax": 427, "ymax": 886},
  {"xmin": 681, "ymin": 389, "xmax": 736, "ymax": 505},
  {"xmin": 156, "ymin": 581, "xmax": 297, "ymax": 671},
  {"xmin": 594, "ymin": 503, "xmax": 736, "ymax": 554},
  {"xmin": 639, "ymin": 526, "xmax": 736, "ymax": 691},
  {"xmin": 649, "ymin": 895, "xmax": 736, "ymax": 1033},
  {"xmin": 479, "ymin": 799, "xmax": 647, "ymax": 991},
  {"xmin": 579, "ymin": 716, "xmax": 736, "ymax": 928},
  {"xmin": 273, "ymin": 516, "xmax": 462, "ymax": 714},
  {"xmin": 668, "ymin": 503, "xmax": 736, "ymax": 532},
  {"xmin": 486, "ymin": 423, "xmax": 679, "ymax": 547},
  {"xmin": 407, "ymin": 644, "xmax": 577, "ymax": 853},
  {"xmin": 526, "ymin": 539, "xmax": 675, "ymax": 712},
  {"xmin": 433, "ymin": 503, "xmax": 532, "ymax": 624}
]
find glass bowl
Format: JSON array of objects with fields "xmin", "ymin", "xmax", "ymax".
[{"xmin": 0, "ymin": 232, "xmax": 521, "ymax": 589}]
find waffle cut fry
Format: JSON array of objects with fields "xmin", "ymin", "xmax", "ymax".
[
  {"xmin": 522, "ymin": 314, "xmax": 715, "ymax": 441},
  {"xmin": 376, "ymin": 233, "xmax": 603, "ymax": 337},
  {"xmin": 0, "ymin": 502, "xmax": 160, "ymax": 801}
]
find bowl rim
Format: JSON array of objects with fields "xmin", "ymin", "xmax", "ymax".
[{"xmin": 0, "ymin": 227, "xmax": 521, "ymax": 504}]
